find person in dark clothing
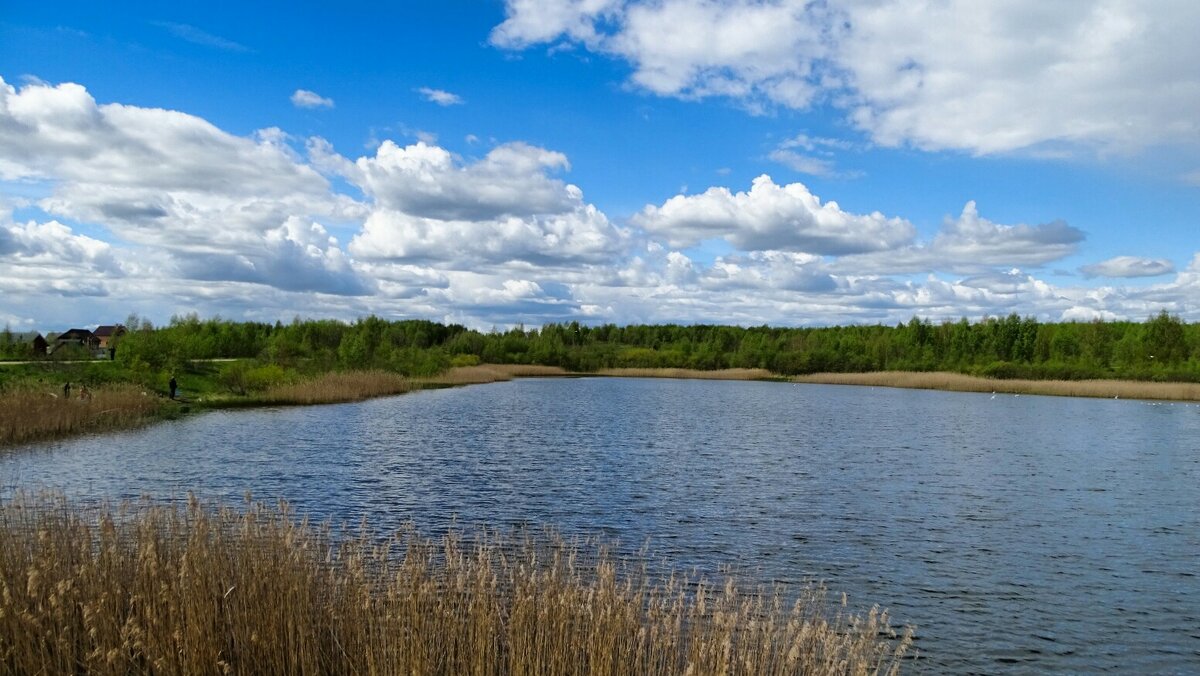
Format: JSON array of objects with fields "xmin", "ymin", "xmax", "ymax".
[
  {"xmin": 168, "ymin": 376, "xmax": 177, "ymax": 400},
  {"xmin": 63, "ymin": 381, "xmax": 71, "ymax": 399}
]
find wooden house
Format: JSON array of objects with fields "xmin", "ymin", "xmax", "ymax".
[
  {"xmin": 94, "ymin": 325, "xmax": 126, "ymax": 351},
  {"xmin": 52, "ymin": 328, "xmax": 100, "ymax": 356},
  {"xmin": 3, "ymin": 331, "xmax": 48, "ymax": 356}
]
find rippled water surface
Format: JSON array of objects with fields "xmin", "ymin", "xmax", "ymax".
[{"xmin": 4, "ymin": 378, "xmax": 1200, "ymax": 673}]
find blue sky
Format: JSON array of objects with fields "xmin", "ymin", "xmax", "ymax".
[{"xmin": 1, "ymin": 1, "xmax": 1198, "ymax": 331}]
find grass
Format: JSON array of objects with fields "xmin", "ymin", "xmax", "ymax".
[
  {"xmin": 255, "ymin": 370, "xmax": 416, "ymax": 405},
  {"xmin": 0, "ymin": 384, "xmax": 166, "ymax": 447},
  {"xmin": 0, "ymin": 492, "xmax": 911, "ymax": 675},
  {"xmin": 420, "ymin": 364, "xmax": 572, "ymax": 386},
  {"xmin": 595, "ymin": 368, "xmax": 777, "ymax": 381},
  {"xmin": 793, "ymin": 371, "xmax": 1200, "ymax": 401}
]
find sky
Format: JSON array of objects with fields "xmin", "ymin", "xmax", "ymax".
[{"xmin": 1, "ymin": 0, "xmax": 1198, "ymax": 333}]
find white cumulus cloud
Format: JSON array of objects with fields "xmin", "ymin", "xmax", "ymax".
[
  {"xmin": 634, "ymin": 174, "xmax": 915, "ymax": 254},
  {"xmin": 291, "ymin": 89, "xmax": 334, "ymax": 109},
  {"xmin": 417, "ymin": 87, "xmax": 465, "ymax": 106},
  {"xmin": 492, "ymin": 0, "xmax": 1200, "ymax": 154}
]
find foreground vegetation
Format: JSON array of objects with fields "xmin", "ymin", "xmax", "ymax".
[{"xmin": 0, "ymin": 493, "xmax": 911, "ymax": 674}]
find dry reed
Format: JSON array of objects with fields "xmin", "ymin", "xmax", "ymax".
[
  {"xmin": 0, "ymin": 384, "xmax": 164, "ymax": 447},
  {"xmin": 421, "ymin": 364, "xmax": 571, "ymax": 386},
  {"xmin": 258, "ymin": 370, "xmax": 415, "ymax": 405},
  {"xmin": 0, "ymin": 493, "xmax": 911, "ymax": 675},
  {"xmin": 597, "ymin": 368, "xmax": 776, "ymax": 381},
  {"xmin": 793, "ymin": 371, "xmax": 1200, "ymax": 402}
]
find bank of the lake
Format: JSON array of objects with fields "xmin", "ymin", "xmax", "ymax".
[
  {"xmin": 0, "ymin": 365, "xmax": 557, "ymax": 447},
  {"xmin": 793, "ymin": 370, "xmax": 1200, "ymax": 401},
  {"xmin": 3, "ymin": 364, "xmax": 791, "ymax": 447},
  {"xmin": 9, "ymin": 362, "xmax": 1200, "ymax": 447}
]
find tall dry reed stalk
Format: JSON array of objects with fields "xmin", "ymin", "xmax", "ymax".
[
  {"xmin": 793, "ymin": 371, "xmax": 1200, "ymax": 402},
  {"xmin": 597, "ymin": 368, "xmax": 776, "ymax": 381},
  {"xmin": 258, "ymin": 370, "xmax": 415, "ymax": 405},
  {"xmin": 0, "ymin": 493, "xmax": 911, "ymax": 675},
  {"xmin": 0, "ymin": 384, "xmax": 164, "ymax": 447},
  {"xmin": 421, "ymin": 364, "xmax": 571, "ymax": 386}
]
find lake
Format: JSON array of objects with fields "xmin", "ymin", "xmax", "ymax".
[{"xmin": 3, "ymin": 377, "xmax": 1199, "ymax": 673}]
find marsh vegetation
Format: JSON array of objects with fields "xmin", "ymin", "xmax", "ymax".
[
  {"xmin": 0, "ymin": 384, "xmax": 166, "ymax": 447},
  {"xmin": 793, "ymin": 371, "xmax": 1200, "ymax": 401},
  {"xmin": 0, "ymin": 493, "xmax": 911, "ymax": 675}
]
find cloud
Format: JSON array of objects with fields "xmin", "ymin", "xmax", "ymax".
[
  {"xmin": 349, "ymin": 203, "xmax": 624, "ymax": 267},
  {"xmin": 153, "ymin": 21, "xmax": 249, "ymax": 52},
  {"xmin": 634, "ymin": 174, "xmax": 915, "ymax": 254},
  {"xmin": 768, "ymin": 150, "xmax": 837, "ymax": 177},
  {"xmin": 490, "ymin": 0, "xmax": 622, "ymax": 48},
  {"xmin": 0, "ymin": 218, "xmax": 120, "ymax": 273},
  {"xmin": 492, "ymin": 0, "xmax": 1200, "ymax": 154},
  {"xmin": 291, "ymin": 89, "xmax": 334, "ymax": 109},
  {"xmin": 171, "ymin": 217, "xmax": 369, "ymax": 296},
  {"xmin": 1080, "ymin": 256, "xmax": 1175, "ymax": 278},
  {"xmin": 332, "ymin": 139, "xmax": 577, "ymax": 221},
  {"xmin": 4, "ymin": 73, "xmax": 1199, "ymax": 331},
  {"xmin": 837, "ymin": 201, "xmax": 1085, "ymax": 273},
  {"xmin": 324, "ymin": 138, "xmax": 628, "ymax": 267},
  {"xmin": 0, "ymin": 76, "xmax": 369, "ymax": 295},
  {"xmin": 417, "ymin": 87, "xmax": 465, "ymax": 106},
  {"xmin": 494, "ymin": 0, "xmax": 825, "ymax": 109},
  {"xmin": 0, "ymin": 217, "xmax": 124, "ymax": 298}
]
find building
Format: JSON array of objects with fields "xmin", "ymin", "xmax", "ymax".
[
  {"xmin": 2, "ymin": 331, "xmax": 48, "ymax": 356},
  {"xmin": 94, "ymin": 325, "xmax": 127, "ymax": 354},
  {"xmin": 52, "ymin": 328, "xmax": 100, "ymax": 356}
]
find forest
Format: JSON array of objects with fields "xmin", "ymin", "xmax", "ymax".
[{"xmin": 79, "ymin": 310, "xmax": 1200, "ymax": 383}]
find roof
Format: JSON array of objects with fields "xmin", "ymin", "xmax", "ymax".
[
  {"xmin": 94, "ymin": 325, "xmax": 126, "ymax": 337},
  {"xmin": 6, "ymin": 331, "xmax": 44, "ymax": 343},
  {"xmin": 57, "ymin": 328, "xmax": 96, "ymax": 340}
]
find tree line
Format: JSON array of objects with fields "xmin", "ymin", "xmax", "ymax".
[{"xmin": 104, "ymin": 311, "xmax": 1200, "ymax": 382}]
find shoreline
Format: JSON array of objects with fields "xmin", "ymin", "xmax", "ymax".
[
  {"xmin": 792, "ymin": 371, "xmax": 1200, "ymax": 402},
  {"xmin": 6, "ymin": 365, "xmax": 1198, "ymax": 448}
]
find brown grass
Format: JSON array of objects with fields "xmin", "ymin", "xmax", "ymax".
[
  {"xmin": 421, "ymin": 364, "xmax": 572, "ymax": 386},
  {"xmin": 257, "ymin": 370, "xmax": 416, "ymax": 405},
  {"xmin": 0, "ymin": 493, "xmax": 910, "ymax": 675},
  {"xmin": 0, "ymin": 384, "xmax": 165, "ymax": 447},
  {"xmin": 793, "ymin": 371, "xmax": 1200, "ymax": 401},
  {"xmin": 596, "ymin": 367, "xmax": 777, "ymax": 381}
]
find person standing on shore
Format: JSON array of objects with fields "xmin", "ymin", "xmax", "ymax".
[
  {"xmin": 63, "ymin": 381, "xmax": 71, "ymax": 399},
  {"xmin": 169, "ymin": 375, "xmax": 177, "ymax": 400}
]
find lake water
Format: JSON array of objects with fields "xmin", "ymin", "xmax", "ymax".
[{"xmin": 4, "ymin": 378, "xmax": 1199, "ymax": 673}]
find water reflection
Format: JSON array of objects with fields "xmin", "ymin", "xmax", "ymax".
[{"xmin": 4, "ymin": 378, "xmax": 1199, "ymax": 673}]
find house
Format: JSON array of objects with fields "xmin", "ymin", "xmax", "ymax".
[
  {"xmin": 52, "ymin": 328, "xmax": 100, "ymax": 356},
  {"xmin": 3, "ymin": 331, "xmax": 48, "ymax": 356},
  {"xmin": 94, "ymin": 325, "xmax": 126, "ymax": 354}
]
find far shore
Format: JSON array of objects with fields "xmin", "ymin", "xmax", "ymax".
[
  {"xmin": 6, "ymin": 364, "xmax": 1199, "ymax": 447},
  {"xmin": 792, "ymin": 371, "xmax": 1200, "ymax": 402}
]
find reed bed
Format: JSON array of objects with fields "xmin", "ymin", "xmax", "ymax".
[
  {"xmin": 257, "ymin": 370, "xmax": 416, "ymax": 405},
  {"xmin": 422, "ymin": 364, "xmax": 571, "ymax": 386},
  {"xmin": 597, "ymin": 368, "xmax": 777, "ymax": 381},
  {"xmin": 0, "ymin": 384, "xmax": 164, "ymax": 447},
  {"xmin": 793, "ymin": 371, "xmax": 1200, "ymax": 401},
  {"xmin": 0, "ymin": 493, "xmax": 911, "ymax": 675}
]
